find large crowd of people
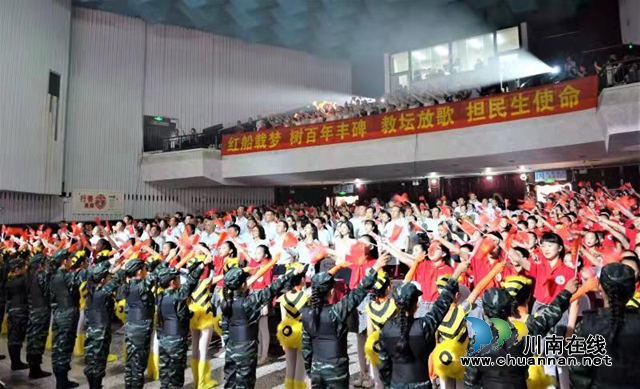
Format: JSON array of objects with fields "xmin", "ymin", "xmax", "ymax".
[{"xmin": 1, "ymin": 180, "xmax": 639, "ymax": 388}]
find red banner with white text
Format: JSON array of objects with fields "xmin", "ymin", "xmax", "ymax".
[{"xmin": 222, "ymin": 76, "xmax": 598, "ymax": 156}]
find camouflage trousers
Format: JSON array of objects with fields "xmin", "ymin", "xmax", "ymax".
[
  {"xmin": 26, "ymin": 307, "xmax": 50, "ymax": 365},
  {"xmin": 7, "ymin": 306, "xmax": 28, "ymax": 347},
  {"xmin": 125, "ymin": 319, "xmax": 153, "ymax": 389},
  {"xmin": 309, "ymin": 358, "xmax": 349, "ymax": 389},
  {"xmin": 223, "ymin": 340, "xmax": 258, "ymax": 389},
  {"xmin": 158, "ymin": 334, "xmax": 188, "ymax": 389},
  {"xmin": 84, "ymin": 325, "xmax": 112, "ymax": 379},
  {"xmin": 52, "ymin": 307, "xmax": 79, "ymax": 374}
]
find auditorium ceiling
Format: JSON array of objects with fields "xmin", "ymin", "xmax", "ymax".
[{"xmin": 73, "ymin": 0, "xmax": 589, "ymax": 57}]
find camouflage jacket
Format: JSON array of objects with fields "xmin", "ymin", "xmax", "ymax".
[
  {"xmin": 221, "ymin": 270, "xmax": 295, "ymax": 343},
  {"xmin": 378, "ymin": 279, "xmax": 459, "ymax": 387},
  {"xmin": 50, "ymin": 268, "xmax": 88, "ymax": 310},
  {"xmin": 156, "ymin": 264, "xmax": 203, "ymax": 331},
  {"xmin": 301, "ymin": 269, "xmax": 378, "ymax": 373}
]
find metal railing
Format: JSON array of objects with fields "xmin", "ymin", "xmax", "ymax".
[
  {"xmin": 597, "ymin": 57, "xmax": 640, "ymax": 90},
  {"xmin": 162, "ymin": 132, "xmax": 220, "ymax": 152}
]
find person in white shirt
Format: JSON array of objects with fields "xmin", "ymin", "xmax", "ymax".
[
  {"xmin": 198, "ymin": 219, "xmax": 218, "ymax": 248},
  {"xmin": 333, "ymin": 221, "xmax": 356, "ymax": 265},
  {"xmin": 111, "ymin": 221, "xmax": 129, "ymax": 247},
  {"xmin": 384, "ymin": 205, "xmax": 409, "ymax": 266},
  {"xmin": 163, "ymin": 217, "xmax": 182, "ymax": 243},
  {"xmin": 238, "ymin": 217, "xmax": 257, "ymax": 246},
  {"xmin": 261, "ymin": 210, "xmax": 277, "ymax": 241},
  {"xmin": 272, "ymin": 220, "xmax": 294, "ymax": 266},
  {"xmin": 246, "ymin": 224, "xmax": 268, "ymax": 259},
  {"xmin": 89, "ymin": 226, "xmax": 103, "ymax": 246},
  {"xmin": 296, "ymin": 222, "xmax": 318, "ymax": 279},
  {"xmin": 235, "ymin": 206, "xmax": 249, "ymax": 235},
  {"xmin": 312, "ymin": 217, "xmax": 332, "ymax": 247},
  {"xmin": 349, "ymin": 205, "xmax": 366, "ymax": 238}
]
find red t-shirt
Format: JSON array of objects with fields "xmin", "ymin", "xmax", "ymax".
[
  {"xmin": 248, "ymin": 259, "xmax": 272, "ymax": 290},
  {"xmin": 417, "ymin": 260, "xmax": 453, "ymax": 302},
  {"xmin": 529, "ymin": 258, "xmax": 574, "ymax": 304},
  {"xmin": 348, "ymin": 257, "xmax": 376, "ymax": 290},
  {"xmin": 470, "ymin": 255, "xmax": 504, "ymax": 296}
]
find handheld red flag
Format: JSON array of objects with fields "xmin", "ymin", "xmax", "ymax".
[
  {"xmin": 346, "ymin": 241, "xmax": 366, "ymax": 265},
  {"xmin": 440, "ymin": 206, "xmax": 451, "ymax": 218},
  {"xmin": 469, "ymin": 237, "xmax": 496, "ymax": 263},
  {"xmin": 518, "ymin": 199, "xmax": 536, "ymax": 211},
  {"xmin": 205, "ymin": 208, "xmax": 216, "ymax": 218},
  {"xmin": 213, "ymin": 218, "xmax": 225, "ymax": 230},
  {"xmin": 283, "ymin": 232, "xmax": 298, "ymax": 249},
  {"xmin": 460, "ymin": 219, "xmax": 477, "ymax": 236},
  {"xmin": 411, "ymin": 221, "xmax": 424, "ymax": 233},
  {"xmin": 310, "ymin": 244, "xmax": 328, "ymax": 264},
  {"xmin": 392, "ymin": 193, "xmax": 409, "ymax": 205},
  {"xmin": 214, "ymin": 231, "xmax": 228, "ymax": 250},
  {"xmin": 600, "ymin": 247, "xmax": 623, "ymax": 265},
  {"xmin": 389, "ymin": 224, "xmax": 403, "ymax": 243}
]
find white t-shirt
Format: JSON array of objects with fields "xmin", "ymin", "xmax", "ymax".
[
  {"xmin": 333, "ymin": 237, "xmax": 356, "ymax": 265},
  {"xmin": 317, "ymin": 228, "xmax": 332, "ymax": 247},
  {"xmin": 199, "ymin": 231, "xmax": 219, "ymax": 249},
  {"xmin": 349, "ymin": 217, "xmax": 364, "ymax": 238},
  {"xmin": 261, "ymin": 221, "xmax": 277, "ymax": 241},
  {"xmin": 246, "ymin": 238, "xmax": 269, "ymax": 259},
  {"xmin": 235, "ymin": 217, "xmax": 248, "ymax": 235},
  {"xmin": 384, "ymin": 218, "xmax": 409, "ymax": 264},
  {"xmin": 271, "ymin": 233, "xmax": 295, "ymax": 265}
]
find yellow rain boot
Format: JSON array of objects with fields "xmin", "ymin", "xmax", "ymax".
[
  {"xmin": 107, "ymin": 354, "xmax": 118, "ymax": 363},
  {"xmin": 1, "ymin": 314, "xmax": 8, "ymax": 334},
  {"xmin": 45, "ymin": 327, "xmax": 53, "ymax": 350},
  {"xmin": 190, "ymin": 359, "xmax": 199, "ymax": 387},
  {"xmin": 73, "ymin": 332, "xmax": 86, "ymax": 357},
  {"xmin": 284, "ymin": 378, "xmax": 295, "ymax": 389},
  {"xmin": 198, "ymin": 360, "xmax": 218, "ymax": 388},
  {"xmin": 294, "ymin": 379, "xmax": 307, "ymax": 389},
  {"xmin": 122, "ymin": 343, "xmax": 127, "ymax": 360},
  {"xmin": 147, "ymin": 353, "xmax": 159, "ymax": 381}
]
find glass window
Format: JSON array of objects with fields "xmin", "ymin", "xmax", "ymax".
[
  {"xmin": 411, "ymin": 44, "xmax": 450, "ymax": 81},
  {"xmin": 391, "ymin": 52, "xmax": 409, "ymax": 74},
  {"xmin": 497, "ymin": 27, "xmax": 520, "ymax": 52},
  {"xmin": 390, "ymin": 73, "xmax": 409, "ymax": 91},
  {"xmin": 451, "ymin": 33, "xmax": 495, "ymax": 72}
]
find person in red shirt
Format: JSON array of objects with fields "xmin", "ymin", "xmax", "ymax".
[
  {"xmin": 511, "ymin": 232, "xmax": 574, "ymax": 334},
  {"xmin": 469, "ymin": 232, "xmax": 505, "ymax": 295},
  {"xmin": 248, "ymin": 245, "xmax": 273, "ymax": 364}
]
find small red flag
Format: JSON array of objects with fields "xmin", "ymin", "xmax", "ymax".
[
  {"xmin": 460, "ymin": 219, "xmax": 476, "ymax": 236},
  {"xmin": 215, "ymin": 231, "xmax": 228, "ymax": 250},
  {"xmin": 247, "ymin": 205, "xmax": 254, "ymax": 214},
  {"xmin": 440, "ymin": 206, "xmax": 451, "ymax": 218},
  {"xmin": 428, "ymin": 241, "xmax": 441, "ymax": 257},
  {"xmin": 514, "ymin": 231, "xmax": 529, "ymax": 245},
  {"xmin": 389, "ymin": 224, "xmax": 403, "ymax": 243},
  {"xmin": 392, "ymin": 193, "xmax": 409, "ymax": 205},
  {"xmin": 126, "ymin": 224, "xmax": 135, "ymax": 236},
  {"xmin": 518, "ymin": 199, "xmax": 536, "ymax": 211},
  {"xmin": 223, "ymin": 214, "xmax": 232, "ymax": 223},
  {"xmin": 411, "ymin": 221, "xmax": 423, "ymax": 233},
  {"xmin": 310, "ymin": 244, "xmax": 328, "ymax": 264},
  {"xmin": 469, "ymin": 237, "xmax": 496, "ymax": 263},
  {"xmin": 346, "ymin": 241, "xmax": 366, "ymax": 265},
  {"xmin": 71, "ymin": 222, "xmax": 81, "ymax": 236},
  {"xmin": 93, "ymin": 217, "xmax": 101, "ymax": 227},
  {"xmin": 105, "ymin": 220, "xmax": 111, "ymax": 231},
  {"xmin": 283, "ymin": 232, "xmax": 298, "ymax": 249},
  {"xmin": 205, "ymin": 208, "xmax": 216, "ymax": 218},
  {"xmin": 600, "ymin": 247, "xmax": 622, "ymax": 264}
]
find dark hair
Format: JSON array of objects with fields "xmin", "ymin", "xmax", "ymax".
[
  {"xmin": 394, "ymin": 297, "xmax": 418, "ymax": 362},
  {"xmin": 164, "ymin": 241, "xmax": 177, "ymax": 251},
  {"xmin": 460, "ymin": 243, "xmax": 474, "ymax": 252},
  {"xmin": 278, "ymin": 220, "xmax": 289, "ymax": 231},
  {"xmin": 364, "ymin": 219, "xmax": 379, "ymax": 235},
  {"xmin": 513, "ymin": 246, "xmax": 530, "ymax": 259},
  {"xmin": 510, "ymin": 282, "xmax": 532, "ymax": 320},
  {"xmin": 501, "ymin": 217, "xmax": 512, "ymax": 232},
  {"xmin": 222, "ymin": 241, "xmax": 238, "ymax": 258},
  {"xmin": 253, "ymin": 224, "xmax": 266, "ymax": 240},
  {"xmin": 256, "ymin": 244, "xmax": 272, "ymax": 259},
  {"xmin": 305, "ymin": 222, "xmax": 319, "ymax": 240},
  {"xmin": 488, "ymin": 231, "xmax": 503, "ymax": 241},
  {"xmin": 540, "ymin": 232, "xmax": 566, "ymax": 259},
  {"xmin": 228, "ymin": 224, "xmax": 241, "ymax": 236},
  {"xmin": 380, "ymin": 210, "xmax": 391, "ymax": 220},
  {"xmin": 337, "ymin": 221, "xmax": 355, "ymax": 239},
  {"xmin": 360, "ymin": 234, "xmax": 379, "ymax": 259},
  {"xmin": 221, "ymin": 285, "xmax": 235, "ymax": 317},
  {"xmin": 309, "ymin": 285, "xmax": 330, "ymax": 332}
]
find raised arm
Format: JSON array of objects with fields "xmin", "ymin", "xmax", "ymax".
[
  {"xmin": 526, "ymin": 279, "xmax": 576, "ymax": 336},
  {"xmin": 420, "ymin": 261, "xmax": 467, "ymax": 337},
  {"xmin": 332, "ymin": 254, "xmax": 389, "ymax": 320}
]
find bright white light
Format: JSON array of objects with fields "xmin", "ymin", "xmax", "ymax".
[
  {"xmin": 434, "ymin": 45, "xmax": 449, "ymax": 56},
  {"xmin": 431, "ymin": 179, "xmax": 438, "ymax": 184},
  {"xmin": 354, "ymin": 179, "xmax": 361, "ymax": 184},
  {"xmin": 429, "ymin": 172, "xmax": 438, "ymax": 177},
  {"xmin": 518, "ymin": 165, "xmax": 526, "ymax": 171},
  {"xmin": 468, "ymin": 38, "xmax": 482, "ymax": 49},
  {"xmin": 497, "ymin": 34, "xmax": 505, "ymax": 45},
  {"xmin": 486, "ymin": 175, "xmax": 494, "ymax": 180},
  {"xmin": 550, "ymin": 66, "xmax": 561, "ymax": 74},
  {"xmin": 485, "ymin": 167, "xmax": 492, "ymax": 173},
  {"xmin": 379, "ymin": 98, "xmax": 385, "ymax": 103},
  {"xmin": 412, "ymin": 51, "xmax": 426, "ymax": 61}
]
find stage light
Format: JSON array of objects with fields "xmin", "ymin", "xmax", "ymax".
[
  {"xmin": 520, "ymin": 173, "xmax": 528, "ymax": 181},
  {"xmin": 431, "ymin": 179, "xmax": 438, "ymax": 184},
  {"xmin": 380, "ymin": 98, "xmax": 385, "ymax": 103},
  {"xmin": 486, "ymin": 175, "xmax": 494, "ymax": 180},
  {"xmin": 518, "ymin": 165, "xmax": 526, "ymax": 171},
  {"xmin": 550, "ymin": 66, "xmax": 561, "ymax": 74}
]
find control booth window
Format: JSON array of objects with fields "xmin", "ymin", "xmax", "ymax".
[
  {"xmin": 411, "ymin": 44, "xmax": 450, "ymax": 81},
  {"xmin": 390, "ymin": 52, "xmax": 409, "ymax": 91},
  {"xmin": 497, "ymin": 27, "xmax": 520, "ymax": 53},
  {"xmin": 451, "ymin": 33, "xmax": 495, "ymax": 73}
]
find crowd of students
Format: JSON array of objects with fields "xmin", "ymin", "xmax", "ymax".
[{"xmin": 1, "ymin": 180, "xmax": 639, "ymax": 388}]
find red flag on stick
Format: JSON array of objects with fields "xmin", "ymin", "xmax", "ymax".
[
  {"xmin": 389, "ymin": 224, "xmax": 403, "ymax": 243},
  {"xmin": 214, "ymin": 231, "xmax": 228, "ymax": 250},
  {"xmin": 310, "ymin": 244, "xmax": 328, "ymax": 264},
  {"xmin": 283, "ymin": 232, "xmax": 298, "ymax": 249},
  {"xmin": 94, "ymin": 217, "xmax": 102, "ymax": 227},
  {"xmin": 346, "ymin": 242, "xmax": 366, "ymax": 265},
  {"xmin": 469, "ymin": 237, "xmax": 496, "ymax": 263},
  {"xmin": 392, "ymin": 193, "xmax": 409, "ymax": 205},
  {"xmin": 460, "ymin": 219, "xmax": 477, "ymax": 236}
]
